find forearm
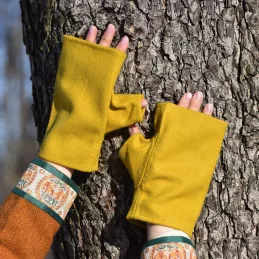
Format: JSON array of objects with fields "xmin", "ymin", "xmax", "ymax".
[
  {"xmin": 43, "ymin": 159, "xmax": 74, "ymax": 179},
  {"xmin": 147, "ymin": 223, "xmax": 190, "ymax": 240}
]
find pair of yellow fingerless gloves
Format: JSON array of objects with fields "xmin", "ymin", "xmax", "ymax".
[{"xmin": 39, "ymin": 35, "xmax": 228, "ymax": 238}]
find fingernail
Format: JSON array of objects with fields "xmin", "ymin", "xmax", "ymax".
[
  {"xmin": 185, "ymin": 92, "xmax": 192, "ymax": 99},
  {"xmin": 194, "ymin": 91, "xmax": 203, "ymax": 100},
  {"xmin": 89, "ymin": 25, "xmax": 95, "ymax": 33},
  {"xmin": 107, "ymin": 24, "xmax": 114, "ymax": 33},
  {"xmin": 141, "ymin": 99, "xmax": 148, "ymax": 107},
  {"xmin": 207, "ymin": 103, "xmax": 214, "ymax": 112},
  {"xmin": 120, "ymin": 36, "xmax": 129, "ymax": 44}
]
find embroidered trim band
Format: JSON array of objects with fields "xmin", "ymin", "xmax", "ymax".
[
  {"xmin": 141, "ymin": 236, "xmax": 196, "ymax": 259},
  {"xmin": 12, "ymin": 157, "xmax": 78, "ymax": 224},
  {"xmin": 142, "ymin": 236, "xmax": 195, "ymax": 250}
]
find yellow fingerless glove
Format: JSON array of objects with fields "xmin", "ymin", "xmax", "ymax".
[
  {"xmin": 119, "ymin": 102, "xmax": 228, "ymax": 237},
  {"xmin": 39, "ymin": 35, "xmax": 145, "ymax": 172}
]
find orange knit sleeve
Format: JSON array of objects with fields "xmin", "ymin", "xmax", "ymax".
[{"xmin": 0, "ymin": 158, "xmax": 78, "ymax": 259}]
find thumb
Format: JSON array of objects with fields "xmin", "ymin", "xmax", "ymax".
[
  {"xmin": 128, "ymin": 124, "xmax": 140, "ymax": 136},
  {"xmin": 105, "ymin": 94, "xmax": 147, "ymax": 134},
  {"xmin": 119, "ymin": 131, "xmax": 151, "ymax": 186}
]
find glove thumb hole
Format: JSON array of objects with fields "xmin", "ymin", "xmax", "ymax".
[{"xmin": 119, "ymin": 132, "xmax": 151, "ymax": 185}]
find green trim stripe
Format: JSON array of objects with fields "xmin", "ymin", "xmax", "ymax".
[
  {"xmin": 12, "ymin": 187, "xmax": 64, "ymax": 225},
  {"xmin": 142, "ymin": 236, "xmax": 195, "ymax": 252},
  {"xmin": 32, "ymin": 157, "xmax": 79, "ymax": 193}
]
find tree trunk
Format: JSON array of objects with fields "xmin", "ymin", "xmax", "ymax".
[{"xmin": 20, "ymin": 0, "xmax": 259, "ymax": 258}]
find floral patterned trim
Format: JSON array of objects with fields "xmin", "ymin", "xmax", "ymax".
[
  {"xmin": 32, "ymin": 157, "xmax": 78, "ymax": 192},
  {"xmin": 12, "ymin": 158, "xmax": 78, "ymax": 224},
  {"xmin": 141, "ymin": 236, "xmax": 197, "ymax": 259},
  {"xmin": 142, "ymin": 236, "xmax": 194, "ymax": 250}
]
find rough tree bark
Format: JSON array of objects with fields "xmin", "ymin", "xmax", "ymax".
[{"xmin": 20, "ymin": 0, "xmax": 259, "ymax": 258}]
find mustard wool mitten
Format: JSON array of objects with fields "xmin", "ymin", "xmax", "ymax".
[
  {"xmin": 39, "ymin": 35, "xmax": 145, "ymax": 172},
  {"xmin": 119, "ymin": 102, "xmax": 228, "ymax": 237}
]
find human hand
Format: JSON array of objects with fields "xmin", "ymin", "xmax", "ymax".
[
  {"xmin": 39, "ymin": 24, "xmax": 147, "ymax": 172},
  {"xmin": 144, "ymin": 91, "xmax": 213, "ymax": 240},
  {"xmin": 119, "ymin": 91, "xmax": 228, "ymax": 238}
]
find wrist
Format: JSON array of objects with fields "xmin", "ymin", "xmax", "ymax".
[
  {"xmin": 147, "ymin": 223, "xmax": 190, "ymax": 241},
  {"xmin": 38, "ymin": 157, "xmax": 74, "ymax": 178}
]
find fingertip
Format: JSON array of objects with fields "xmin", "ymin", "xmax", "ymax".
[
  {"xmin": 178, "ymin": 92, "xmax": 192, "ymax": 108},
  {"xmin": 188, "ymin": 91, "xmax": 203, "ymax": 112},
  {"xmin": 85, "ymin": 25, "xmax": 97, "ymax": 42},
  {"xmin": 203, "ymin": 103, "xmax": 214, "ymax": 116},
  {"xmin": 141, "ymin": 99, "xmax": 148, "ymax": 108},
  {"xmin": 107, "ymin": 23, "xmax": 116, "ymax": 32},
  {"xmin": 128, "ymin": 124, "xmax": 140, "ymax": 136},
  {"xmin": 116, "ymin": 36, "xmax": 129, "ymax": 53},
  {"xmin": 99, "ymin": 23, "xmax": 116, "ymax": 47}
]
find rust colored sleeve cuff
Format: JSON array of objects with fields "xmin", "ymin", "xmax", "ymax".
[
  {"xmin": 0, "ymin": 158, "xmax": 79, "ymax": 259},
  {"xmin": 12, "ymin": 157, "xmax": 78, "ymax": 224}
]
